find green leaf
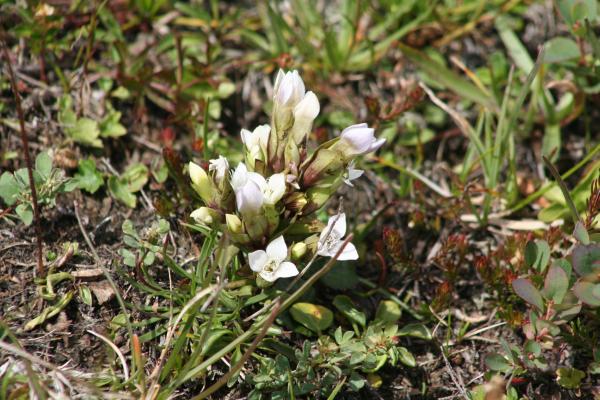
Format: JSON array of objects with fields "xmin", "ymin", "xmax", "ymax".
[
  {"xmin": 99, "ymin": 109, "xmax": 127, "ymax": 138},
  {"xmin": 79, "ymin": 285, "xmax": 93, "ymax": 306},
  {"xmin": 0, "ymin": 172, "xmax": 19, "ymax": 205},
  {"xmin": 573, "ymin": 222, "xmax": 590, "ymax": 245},
  {"xmin": 66, "ymin": 118, "xmax": 102, "ymax": 148},
  {"xmin": 24, "ymin": 291, "xmax": 74, "ymax": 331},
  {"xmin": 538, "ymin": 202, "xmax": 568, "ymax": 222},
  {"xmin": 556, "ymin": 367, "xmax": 585, "ymax": 389},
  {"xmin": 217, "ymin": 82, "xmax": 236, "ymax": 99},
  {"xmin": 542, "ymin": 123, "xmax": 561, "ymax": 162},
  {"xmin": 485, "ymin": 353, "xmax": 513, "ymax": 373},
  {"xmin": 332, "ymin": 295, "xmax": 366, "ymax": 328},
  {"xmin": 524, "ymin": 340, "xmax": 541, "ymax": 356},
  {"xmin": 397, "ymin": 347, "xmax": 416, "ymax": 367},
  {"xmin": 398, "ymin": 323, "xmax": 431, "ymax": 340},
  {"xmin": 524, "ymin": 240, "xmax": 551, "ymax": 272},
  {"xmin": 15, "ymin": 203, "xmax": 33, "ymax": 225},
  {"xmin": 289, "ymin": 302, "xmax": 334, "ymax": 333},
  {"xmin": 347, "ymin": 372, "xmax": 365, "ymax": 391},
  {"xmin": 108, "ymin": 176, "xmax": 136, "ymax": 208},
  {"xmin": 375, "ymin": 300, "xmax": 402, "ymax": 323},
  {"xmin": 122, "ymin": 163, "xmax": 149, "ymax": 193},
  {"xmin": 544, "ymin": 37, "xmax": 581, "ymax": 63},
  {"xmin": 35, "ymin": 152, "xmax": 53, "ymax": 180},
  {"xmin": 572, "ymin": 244, "xmax": 600, "ymax": 276},
  {"xmin": 542, "ymin": 265, "xmax": 569, "ymax": 303},
  {"xmin": 512, "ymin": 278, "xmax": 544, "ymax": 310},
  {"xmin": 320, "ymin": 262, "xmax": 358, "ymax": 290},
  {"xmin": 74, "ymin": 158, "xmax": 104, "ymax": 194}
]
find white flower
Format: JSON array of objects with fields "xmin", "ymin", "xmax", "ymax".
[
  {"xmin": 317, "ymin": 213, "xmax": 359, "ymax": 260},
  {"xmin": 343, "ymin": 160, "xmax": 364, "ymax": 187},
  {"xmin": 339, "ymin": 123, "xmax": 385, "ymax": 156},
  {"xmin": 231, "ymin": 163, "xmax": 265, "ymax": 214},
  {"xmin": 241, "ymin": 125, "xmax": 270, "ymax": 162},
  {"xmin": 230, "ymin": 163, "xmax": 287, "ymax": 213},
  {"xmin": 248, "ymin": 236, "xmax": 299, "ymax": 282},
  {"xmin": 262, "ymin": 173, "xmax": 286, "ymax": 205},
  {"xmin": 209, "ymin": 156, "xmax": 229, "ymax": 186},
  {"xmin": 190, "ymin": 207, "xmax": 215, "ymax": 225},
  {"xmin": 290, "ymin": 91, "xmax": 320, "ymax": 144},
  {"xmin": 274, "ymin": 70, "xmax": 305, "ymax": 108}
]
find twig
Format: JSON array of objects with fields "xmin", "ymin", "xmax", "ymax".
[
  {"xmin": 74, "ymin": 200, "xmax": 101, "ymax": 262},
  {"xmin": 1, "ymin": 37, "xmax": 44, "ymax": 276},
  {"xmin": 440, "ymin": 346, "xmax": 469, "ymax": 400}
]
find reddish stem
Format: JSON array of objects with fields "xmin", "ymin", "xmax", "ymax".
[{"xmin": 1, "ymin": 39, "xmax": 44, "ymax": 275}]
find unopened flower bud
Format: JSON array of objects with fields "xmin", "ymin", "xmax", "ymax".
[
  {"xmin": 189, "ymin": 162, "xmax": 215, "ymax": 204},
  {"xmin": 226, "ymin": 214, "xmax": 243, "ymax": 234},
  {"xmin": 274, "ymin": 70, "xmax": 305, "ymax": 108},
  {"xmin": 285, "ymin": 192, "xmax": 308, "ymax": 213},
  {"xmin": 336, "ymin": 123, "xmax": 385, "ymax": 157},
  {"xmin": 290, "ymin": 91, "xmax": 320, "ymax": 144},
  {"xmin": 208, "ymin": 156, "xmax": 229, "ymax": 188},
  {"xmin": 291, "ymin": 242, "xmax": 307, "ymax": 260},
  {"xmin": 190, "ymin": 207, "xmax": 217, "ymax": 225},
  {"xmin": 301, "ymin": 148, "xmax": 342, "ymax": 188}
]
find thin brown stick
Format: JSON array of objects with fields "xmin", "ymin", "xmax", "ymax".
[{"xmin": 1, "ymin": 38, "xmax": 44, "ymax": 275}]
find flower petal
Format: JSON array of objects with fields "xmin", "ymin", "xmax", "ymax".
[
  {"xmin": 339, "ymin": 124, "xmax": 377, "ymax": 155},
  {"xmin": 266, "ymin": 235, "xmax": 288, "ymax": 262},
  {"xmin": 316, "ymin": 244, "xmax": 336, "ymax": 258},
  {"xmin": 240, "ymin": 128, "xmax": 252, "ymax": 145},
  {"xmin": 236, "ymin": 180, "xmax": 264, "ymax": 214},
  {"xmin": 248, "ymin": 250, "xmax": 268, "ymax": 272},
  {"xmin": 265, "ymin": 173, "xmax": 286, "ymax": 204},
  {"xmin": 368, "ymin": 138, "xmax": 386, "ymax": 153},
  {"xmin": 331, "ymin": 213, "xmax": 347, "ymax": 237},
  {"xmin": 336, "ymin": 242, "xmax": 359, "ymax": 261},
  {"xmin": 259, "ymin": 270, "xmax": 277, "ymax": 282},
  {"xmin": 231, "ymin": 163, "xmax": 249, "ymax": 191},
  {"xmin": 275, "ymin": 261, "xmax": 299, "ymax": 278}
]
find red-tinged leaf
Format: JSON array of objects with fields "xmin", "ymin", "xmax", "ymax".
[
  {"xmin": 573, "ymin": 281, "xmax": 600, "ymax": 307},
  {"xmin": 512, "ymin": 278, "xmax": 544, "ymax": 310},
  {"xmin": 542, "ymin": 265, "xmax": 569, "ymax": 303}
]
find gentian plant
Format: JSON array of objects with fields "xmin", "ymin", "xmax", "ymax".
[{"xmin": 188, "ymin": 70, "xmax": 384, "ymax": 286}]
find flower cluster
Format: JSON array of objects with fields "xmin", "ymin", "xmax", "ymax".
[{"xmin": 189, "ymin": 70, "xmax": 384, "ymax": 285}]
